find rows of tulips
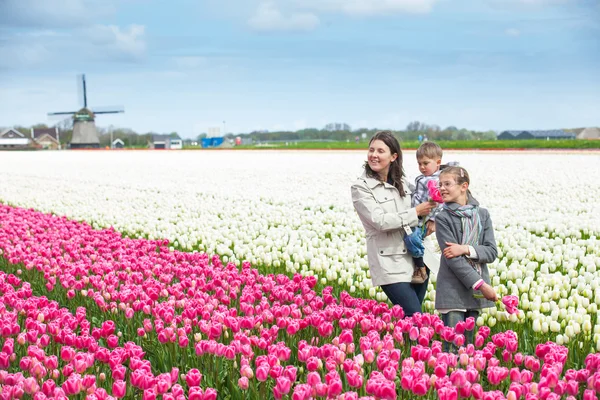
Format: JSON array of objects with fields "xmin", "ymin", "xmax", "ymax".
[
  {"xmin": 2, "ymin": 203, "xmax": 600, "ymax": 399},
  {"xmin": 0, "ymin": 152, "xmax": 598, "ymax": 346}
]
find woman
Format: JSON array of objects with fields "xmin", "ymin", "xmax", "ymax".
[{"xmin": 351, "ymin": 131, "xmax": 435, "ymax": 317}]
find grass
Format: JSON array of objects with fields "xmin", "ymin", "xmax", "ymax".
[{"xmin": 186, "ymin": 139, "xmax": 600, "ymax": 150}]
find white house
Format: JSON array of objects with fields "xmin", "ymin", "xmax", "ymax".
[
  {"xmin": 0, "ymin": 128, "xmax": 30, "ymax": 149},
  {"xmin": 32, "ymin": 127, "xmax": 61, "ymax": 150},
  {"xmin": 112, "ymin": 138, "xmax": 125, "ymax": 149}
]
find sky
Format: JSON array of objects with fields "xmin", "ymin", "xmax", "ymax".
[{"xmin": 0, "ymin": 0, "xmax": 598, "ymax": 138}]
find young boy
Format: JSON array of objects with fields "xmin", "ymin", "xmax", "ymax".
[{"xmin": 408, "ymin": 142, "xmax": 451, "ymax": 275}]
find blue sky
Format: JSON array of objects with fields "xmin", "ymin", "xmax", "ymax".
[{"xmin": 0, "ymin": 0, "xmax": 598, "ymax": 138}]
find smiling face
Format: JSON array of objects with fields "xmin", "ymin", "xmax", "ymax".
[
  {"xmin": 439, "ymin": 172, "xmax": 469, "ymax": 204},
  {"xmin": 367, "ymin": 139, "xmax": 397, "ymax": 180}
]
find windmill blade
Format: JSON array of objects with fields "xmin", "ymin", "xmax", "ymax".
[
  {"xmin": 91, "ymin": 106, "xmax": 125, "ymax": 114},
  {"xmin": 48, "ymin": 112, "xmax": 75, "ymax": 121},
  {"xmin": 77, "ymin": 74, "xmax": 87, "ymax": 109},
  {"xmin": 48, "ymin": 111, "xmax": 76, "ymax": 116}
]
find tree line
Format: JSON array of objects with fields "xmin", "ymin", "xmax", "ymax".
[
  {"xmin": 4, "ymin": 120, "xmax": 498, "ymax": 147},
  {"xmin": 224, "ymin": 122, "xmax": 497, "ymax": 143}
]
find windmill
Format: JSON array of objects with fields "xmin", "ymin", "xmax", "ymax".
[{"xmin": 48, "ymin": 74, "xmax": 124, "ymax": 149}]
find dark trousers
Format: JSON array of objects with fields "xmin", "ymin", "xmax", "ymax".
[
  {"xmin": 441, "ymin": 310, "xmax": 479, "ymax": 353},
  {"xmin": 380, "ymin": 268, "xmax": 430, "ymax": 317}
]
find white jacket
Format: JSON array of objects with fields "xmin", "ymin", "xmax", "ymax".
[{"xmin": 351, "ymin": 172, "xmax": 439, "ymax": 286}]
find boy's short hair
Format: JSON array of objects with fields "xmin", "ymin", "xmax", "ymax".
[{"xmin": 416, "ymin": 142, "xmax": 443, "ymax": 160}]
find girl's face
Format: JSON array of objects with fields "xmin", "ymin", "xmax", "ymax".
[
  {"xmin": 368, "ymin": 140, "xmax": 397, "ymax": 178},
  {"xmin": 439, "ymin": 173, "xmax": 468, "ymax": 204}
]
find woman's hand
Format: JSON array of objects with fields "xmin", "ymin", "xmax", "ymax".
[
  {"xmin": 479, "ymin": 283, "xmax": 498, "ymax": 302},
  {"xmin": 443, "ymin": 242, "xmax": 468, "ymax": 259},
  {"xmin": 415, "ymin": 201, "xmax": 435, "ymax": 217}
]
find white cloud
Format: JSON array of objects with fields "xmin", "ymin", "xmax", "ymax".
[
  {"xmin": 85, "ymin": 24, "xmax": 147, "ymax": 60},
  {"xmin": 248, "ymin": 2, "xmax": 320, "ymax": 32},
  {"xmin": 247, "ymin": 0, "xmax": 436, "ymax": 31},
  {"xmin": 515, "ymin": 0, "xmax": 569, "ymax": 4},
  {"xmin": 505, "ymin": 28, "xmax": 521, "ymax": 37},
  {"xmin": 291, "ymin": 0, "xmax": 437, "ymax": 15},
  {"xmin": 487, "ymin": 0, "xmax": 572, "ymax": 7},
  {"xmin": 0, "ymin": 0, "xmax": 114, "ymax": 28}
]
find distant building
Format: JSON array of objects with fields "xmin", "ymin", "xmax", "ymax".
[
  {"xmin": 498, "ymin": 130, "xmax": 575, "ymax": 140},
  {"xmin": 201, "ymin": 137, "xmax": 224, "ymax": 148},
  {"xmin": 149, "ymin": 134, "xmax": 182, "ymax": 149},
  {"xmin": 112, "ymin": 138, "xmax": 125, "ymax": 149},
  {"xmin": 497, "ymin": 130, "xmax": 523, "ymax": 140},
  {"xmin": 32, "ymin": 127, "xmax": 60, "ymax": 150},
  {"xmin": 207, "ymin": 127, "xmax": 221, "ymax": 137},
  {"xmin": 0, "ymin": 128, "xmax": 30, "ymax": 149},
  {"xmin": 577, "ymin": 127, "xmax": 600, "ymax": 140},
  {"xmin": 170, "ymin": 138, "xmax": 183, "ymax": 150}
]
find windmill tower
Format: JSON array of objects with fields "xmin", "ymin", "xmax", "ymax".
[{"xmin": 48, "ymin": 74, "xmax": 124, "ymax": 149}]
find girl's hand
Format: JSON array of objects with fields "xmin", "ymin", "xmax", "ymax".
[
  {"xmin": 415, "ymin": 202, "xmax": 435, "ymax": 217},
  {"xmin": 443, "ymin": 242, "xmax": 468, "ymax": 259},
  {"xmin": 479, "ymin": 283, "xmax": 498, "ymax": 302}
]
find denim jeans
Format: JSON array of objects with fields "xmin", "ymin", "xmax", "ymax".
[
  {"xmin": 441, "ymin": 310, "xmax": 479, "ymax": 353},
  {"xmin": 380, "ymin": 268, "xmax": 430, "ymax": 317}
]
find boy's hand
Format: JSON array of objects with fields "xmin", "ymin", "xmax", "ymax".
[
  {"xmin": 479, "ymin": 283, "xmax": 498, "ymax": 302},
  {"xmin": 443, "ymin": 242, "xmax": 468, "ymax": 259},
  {"xmin": 425, "ymin": 220, "xmax": 435, "ymax": 236}
]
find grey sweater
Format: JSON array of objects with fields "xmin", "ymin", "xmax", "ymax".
[{"xmin": 434, "ymin": 195, "xmax": 497, "ymax": 310}]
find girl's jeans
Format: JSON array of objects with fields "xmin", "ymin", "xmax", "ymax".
[{"xmin": 441, "ymin": 310, "xmax": 479, "ymax": 353}]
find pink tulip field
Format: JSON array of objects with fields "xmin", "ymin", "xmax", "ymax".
[{"xmin": 2, "ymin": 200, "xmax": 600, "ymax": 400}]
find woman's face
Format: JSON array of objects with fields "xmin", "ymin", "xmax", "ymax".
[{"xmin": 368, "ymin": 139, "xmax": 397, "ymax": 177}]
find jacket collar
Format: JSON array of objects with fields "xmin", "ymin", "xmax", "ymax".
[
  {"xmin": 445, "ymin": 192, "xmax": 480, "ymax": 210},
  {"xmin": 360, "ymin": 171, "xmax": 394, "ymax": 190}
]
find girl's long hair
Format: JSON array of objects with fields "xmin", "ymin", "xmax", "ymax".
[{"xmin": 364, "ymin": 130, "xmax": 406, "ymax": 197}]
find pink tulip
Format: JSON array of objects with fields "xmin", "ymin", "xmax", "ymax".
[
  {"xmin": 584, "ymin": 390, "xmax": 598, "ymax": 400},
  {"xmin": 438, "ymin": 386, "xmax": 458, "ymax": 400},
  {"xmin": 60, "ymin": 346, "xmax": 76, "ymax": 362},
  {"xmin": 238, "ymin": 377, "xmax": 249, "ymax": 390},
  {"xmin": 346, "ymin": 370, "xmax": 363, "ymax": 388},
  {"xmin": 413, "ymin": 377, "xmax": 429, "ymax": 396},
  {"xmin": 142, "ymin": 389, "xmax": 156, "ymax": 400},
  {"xmin": 256, "ymin": 365, "xmax": 270, "ymax": 382},
  {"xmin": 434, "ymin": 362, "xmax": 448, "ymax": 378},
  {"xmin": 502, "ymin": 295, "xmax": 520, "ymax": 315},
  {"xmin": 203, "ymin": 388, "xmax": 218, "ymax": 400},
  {"xmin": 188, "ymin": 387, "xmax": 204, "ymax": 400},
  {"xmin": 63, "ymin": 375, "xmax": 82, "ymax": 396},
  {"xmin": 41, "ymin": 380, "xmax": 56, "ymax": 396},
  {"xmin": 185, "ymin": 369, "xmax": 202, "ymax": 387},
  {"xmin": 23, "ymin": 377, "xmax": 40, "ymax": 394},
  {"xmin": 112, "ymin": 380, "xmax": 126, "ymax": 398},
  {"xmin": 427, "ymin": 180, "xmax": 443, "ymax": 203}
]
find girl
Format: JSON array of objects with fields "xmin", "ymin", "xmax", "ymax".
[{"xmin": 434, "ymin": 166, "xmax": 498, "ymax": 350}]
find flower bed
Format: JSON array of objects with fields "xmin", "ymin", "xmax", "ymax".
[{"xmin": 2, "ymin": 204, "xmax": 600, "ymax": 399}]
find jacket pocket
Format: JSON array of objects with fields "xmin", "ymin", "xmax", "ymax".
[
  {"xmin": 377, "ymin": 245, "xmax": 409, "ymax": 275},
  {"xmin": 378, "ymin": 245, "xmax": 407, "ymax": 256},
  {"xmin": 373, "ymin": 190, "xmax": 394, "ymax": 204}
]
